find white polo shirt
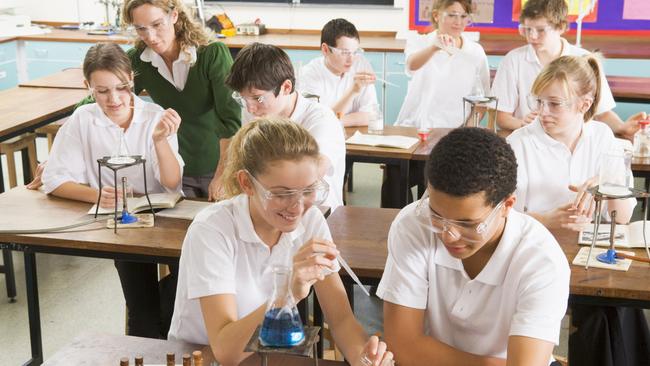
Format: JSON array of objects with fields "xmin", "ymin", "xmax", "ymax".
[
  {"xmin": 377, "ymin": 204, "xmax": 570, "ymax": 359},
  {"xmin": 395, "ymin": 30, "xmax": 490, "ymax": 129},
  {"xmin": 168, "ymin": 194, "xmax": 337, "ymax": 345},
  {"xmin": 297, "ymin": 56, "xmax": 378, "ymax": 115},
  {"xmin": 42, "ymin": 95, "xmax": 184, "ymax": 195},
  {"xmin": 243, "ymin": 94, "xmax": 346, "ymax": 210},
  {"xmin": 140, "ymin": 46, "xmax": 197, "ymax": 91},
  {"xmin": 491, "ymin": 38, "xmax": 616, "ymax": 120},
  {"xmin": 507, "ymin": 119, "xmax": 636, "ymax": 215}
]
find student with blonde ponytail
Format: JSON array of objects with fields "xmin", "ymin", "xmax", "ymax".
[
  {"xmin": 169, "ymin": 118, "xmax": 394, "ymax": 366},
  {"xmin": 122, "ymin": 0, "xmax": 240, "ymax": 200},
  {"xmin": 507, "ymin": 55, "xmax": 650, "ymax": 366}
]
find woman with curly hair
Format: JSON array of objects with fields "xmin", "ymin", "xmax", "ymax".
[{"xmin": 122, "ymin": 0, "xmax": 241, "ymax": 201}]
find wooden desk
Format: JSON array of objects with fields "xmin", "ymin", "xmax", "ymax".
[
  {"xmin": 328, "ymin": 206, "xmax": 650, "ymax": 308},
  {"xmin": 43, "ymin": 333, "xmax": 346, "ymax": 366},
  {"xmin": 0, "ymin": 87, "xmax": 87, "ymax": 192},
  {"xmin": 607, "ymin": 75, "xmax": 650, "ymax": 104},
  {"xmin": 19, "ymin": 68, "xmax": 85, "ymax": 89},
  {"xmin": 0, "ymin": 187, "xmax": 190, "ymax": 366},
  {"xmin": 345, "ymin": 125, "xmax": 421, "ymax": 207}
]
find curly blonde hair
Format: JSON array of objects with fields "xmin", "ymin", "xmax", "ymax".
[{"xmin": 121, "ymin": 0, "xmax": 212, "ymax": 51}]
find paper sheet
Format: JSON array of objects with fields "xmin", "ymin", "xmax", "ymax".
[
  {"xmin": 572, "ymin": 247, "xmax": 634, "ymax": 271},
  {"xmin": 623, "ymin": 0, "xmax": 650, "ymax": 20}
]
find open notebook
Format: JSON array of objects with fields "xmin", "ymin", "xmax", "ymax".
[
  {"xmin": 88, "ymin": 192, "xmax": 182, "ymax": 215},
  {"xmin": 578, "ymin": 221, "xmax": 650, "ymax": 248},
  {"xmin": 346, "ymin": 131, "xmax": 419, "ymax": 150}
]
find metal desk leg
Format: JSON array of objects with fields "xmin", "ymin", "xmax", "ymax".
[
  {"xmin": 23, "ymin": 251, "xmax": 43, "ymax": 366},
  {"xmin": 399, "ymin": 160, "xmax": 411, "ymax": 207},
  {"xmin": 2, "ymin": 249, "xmax": 16, "ymax": 302}
]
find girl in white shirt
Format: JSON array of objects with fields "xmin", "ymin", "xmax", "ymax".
[
  {"xmin": 42, "ymin": 42, "xmax": 184, "ymax": 338},
  {"xmin": 507, "ymin": 54, "xmax": 635, "ymax": 229},
  {"xmin": 169, "ymin": 118, "xmax": 393, "ymax": 366},
  {"xmin": 508, "ymin": 54, "xmax": 650, "ymax": 366},
  {"xmin": 396, "ymin": 0, "xmax": 490, "ymax": 129}
]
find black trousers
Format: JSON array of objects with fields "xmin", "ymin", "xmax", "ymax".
[
  {"xmin": 114, "ymin": 260, "xmax": 179, "ymax": 339},
  {"xmin": 570, "ymin": 305, "xmax": 650, "ymax": 366}
]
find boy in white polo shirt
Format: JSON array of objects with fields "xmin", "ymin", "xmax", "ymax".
[
  {"xmin": 225, "ymin": 42, "xmax": 346, "ymax": 210},
  {"xmin": 377, "ymin": 128, "xmax": 570, "ymax": 366},
  {"xmin": 492, "ymin": 0, "xmax": 646, "ymax": 138},
  {"xmin": 297, "ymin": 18, "xmax": 378, "ymax": 127}
]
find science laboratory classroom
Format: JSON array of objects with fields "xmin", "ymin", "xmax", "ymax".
[{"xmin": 1, "ymin": 0, "xmax": 650, "ymax": 365}]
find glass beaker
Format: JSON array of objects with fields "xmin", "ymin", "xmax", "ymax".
[
  {"xmin": 109, "ymin": 128, "xmax": 135, "ymax": 165},
  {"xmin": 259, "ymin": 265, "xmax": 305, "ymax": 347},
  {"xmin": 598, "ymin": 151, "xmax": 632, "ymax": 197},
  {"xmin": 367, "ymin": 103, "xmax": 384, "ymax": 135}
]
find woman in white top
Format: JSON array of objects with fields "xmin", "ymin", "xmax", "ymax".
[
  {"xmin": 507, "ymin": 54, "xmax": 635, "ymax": 229},
  {"xmin": 42, "ymin": 42, "xmax": 184, "ymax": 338},
  {"xmin": 396, "ymin": 0, "xmax": 489, "ymax": 129},
  {"xmin": 169, "ymin": 118, "xmax": 393, "ymax": 366},
  {"xmin": 508, "ymin": 54, "xmax": 650, "ymax": 366}
]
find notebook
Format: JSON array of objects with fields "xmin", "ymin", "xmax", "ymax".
[
  {"xmin": 88, "ymin": 192, "xmax": 182, "ymax": 215},
  {"xmin": 346, "ymin": 131, "xmax": 419, "ymax": 150},
  {"xmin": 578, "ymin": 221, "xmax": 650, "ymax": 248}
]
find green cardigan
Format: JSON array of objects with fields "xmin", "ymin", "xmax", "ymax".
[{"xmin": 128, "ymin": 42, "xmax": 241, "ymax": 176}]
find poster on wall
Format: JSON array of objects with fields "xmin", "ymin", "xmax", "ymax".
[
  {"xmin": 472, "ymin": 0, "xmax": 495, "ymax": 24},
  {"xmin": 623, "ymin": 0, "xmax": 650, "ymax": 21},
  {"xmin": 512, "ymin": 0, "xmax": 598, "ymax": 22},
  {"xmin": 410, "ymin": 0, "xmax": 493, "ymax": 29}
]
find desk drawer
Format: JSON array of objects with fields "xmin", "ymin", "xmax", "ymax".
[
  {"xmin": 25, "ymin": 41, "xmax": 94, "ymax": 62},
  {"xmin": 0, "ymin": 41, "xmax": 17, "ymax": 63}
]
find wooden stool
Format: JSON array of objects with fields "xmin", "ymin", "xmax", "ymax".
[
  {"xmin": 0, "ymin": 133, "xmax": 38, "ymax": 188},
  {"xmin": 35, "ymin": 117, "xmax": 66, "ymax": 151}
]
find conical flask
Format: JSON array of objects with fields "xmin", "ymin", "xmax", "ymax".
[
  {"xmin": 259, "ymin": 265, "xmax": 305, "ymax": 347},
  {"xmin": 108, "ymin": 128, "xmax": 135, "ymax": 165},
  {"xmin": 466, "ymin": 71, "xmax": 487, "ymax": 103}
]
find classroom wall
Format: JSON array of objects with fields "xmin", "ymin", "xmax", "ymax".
[{"xmin": 14, "ymin": 0, "xmax": 411, "ymax": 36}]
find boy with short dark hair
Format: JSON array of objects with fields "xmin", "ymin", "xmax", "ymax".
[
  {"xmin": 492, "ymin": 0, "xmax": 646, "ymax": 138},
  {"xmin": 377, "ymin": 128, "xmax": 570, "ymax": 366},
  {"xmin": 297, "ymin": 18, "xmax": 378, "ymax": 127},
  {"xmin": 225, "ymin": 42, "xmax": 346, "ymax": 210}
]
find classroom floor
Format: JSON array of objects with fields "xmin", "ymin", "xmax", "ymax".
[{"xmin": 0, "ymin": 139, "xmax": 648, "ymax": 364}]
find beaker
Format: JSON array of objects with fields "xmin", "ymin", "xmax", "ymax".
[
  {"xmin": 598, "ymin": 151, "xmax": 632, "ymax": 197},
  {"xmin": 259, "ymin": 265, "xmax": 305, "ymax": 347},
  {"xmin": 109, "ymin": 128, "xmax": 135, "ymax": 165}
]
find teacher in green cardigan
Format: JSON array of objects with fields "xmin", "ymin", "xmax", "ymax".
[{"xmin": 122, "ymin": 0, "xmax": 241, "ymax": 200}]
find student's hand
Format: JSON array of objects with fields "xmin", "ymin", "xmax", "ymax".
[
  {"xmin": 291, "ymin": 238, "xmax": 339, "ymax": 302},
  {"xmin": 153, "ymin": 108, "xmax": 181, "ymax": 143},
  {"xmin": 99, "ymin": 186, "xmax": 128, "ymax": 209},
  {"xmin": 539, "ymin": 203, "xmax": 591, "ymax": 231},
  {"xmin": 357, "ymin": 335, "xmax": 394, "ymax": 366},
  {"xmin": 351, "ymin": 71, "xmax": 376, "ymax": 94},
  {"xmin": 570, "ymin": 176, "xmax": 598, "ymax": 218},
  {"xmin": 522, "ymin": 111, "xmax": 538, "ymax": 126},
  {"xmin": 619, "ymin": 111, "xmax": 648, "ymax": 141},
  {"xmin": 26, "ymin": 161, "xmax": 47, "ymax": 190},
  {"xmin": 432, "ymin": 33, "xmax": 455, "ymax": 52}
]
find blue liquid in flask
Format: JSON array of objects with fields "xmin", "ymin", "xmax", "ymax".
[{"xmin": 259, "ymin": 307, "xmax": 305, "ymax": 347}]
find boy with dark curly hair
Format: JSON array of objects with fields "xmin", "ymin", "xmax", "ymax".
[{"xmin": 378, "ymin": 128, "xmax": 570, "ymax": 366}]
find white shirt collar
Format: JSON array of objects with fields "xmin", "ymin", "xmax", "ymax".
[
  {"xmin": 289, "ymin": 93, "xmax": 310, "ymax": 123},
  {"xmin": 231, "ymin": 194, "xmax": 306, "ymax": 247},
  {"xmin": 526, "ymin": 117, "xmax": 592, "ymax": 153},
  {"xmin": 139, "ymin": 46, "xmax": 197, "ymax": 90},
  {"xmin": 433, "ymin": 210, "xmax": 524, "ymax": 286}
]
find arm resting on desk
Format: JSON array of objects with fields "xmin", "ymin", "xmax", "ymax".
[
  {"xmin": 506, "ymin": 336, "xmax": 554, "ymax": 366},
  {"xmin": 383, "ymin": 301, "xmax": 505, "ymax": 366}
]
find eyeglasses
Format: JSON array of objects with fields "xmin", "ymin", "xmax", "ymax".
[
  {"xmin": 328, "ymin": 46, "xmax": 364, "ymax": 58},
  {"xmin": 518, "ymin": 24, "xmax": 553, "ymax": 38},
  {"xmin": 415, "ymin": 191, "xmax": 504, "ymax": 243},
  {"xmin": 527, "ymin": 94, "xmax": 575, "ymax": 115},
  {"xmin": 441, "ymin": 11, "xmax": 472, "ymax": 26},
  {"xmin": 89, "ymin": 81, "xmax": 133, "ymax": 99},
  {"xmin": 130, "ymin": 13, "xmax": 173, "ymax": 37},
  {"xmin": 232, "ymin": 90, "xmax": 278, "ymax": 109},
  {"xmin": 247, "ymin": 171, "xmax": 329, "ymax": 209}
]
